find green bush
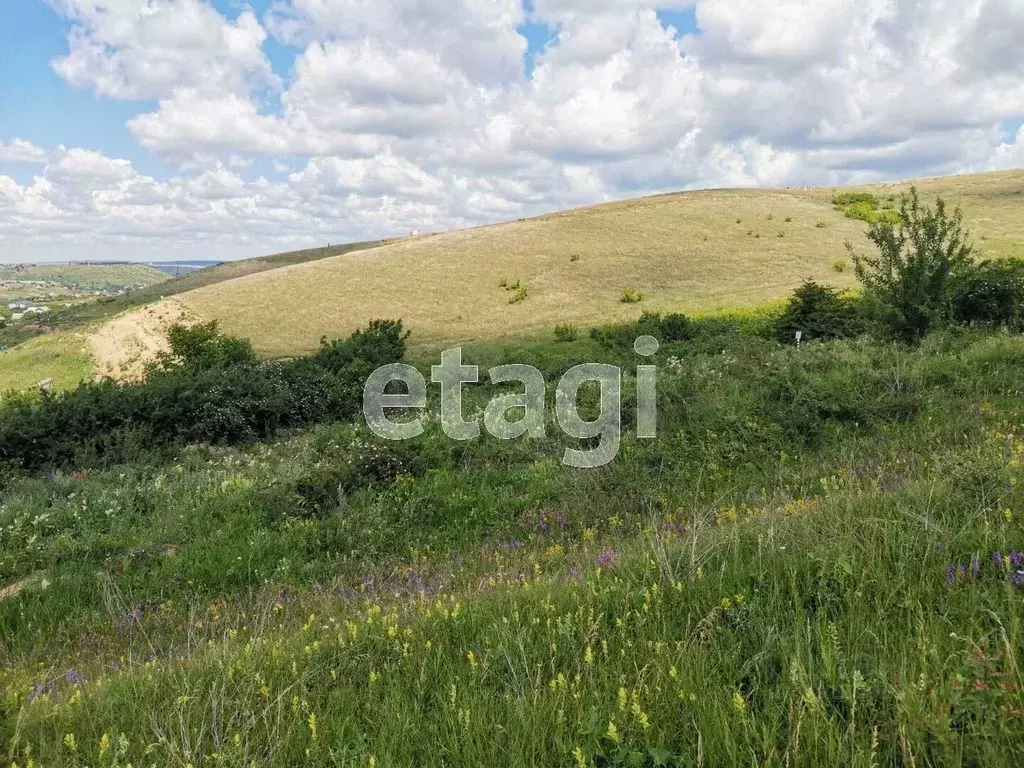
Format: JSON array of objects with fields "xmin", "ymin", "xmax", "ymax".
[
  {"xmin": 850, "ymin": 187, "xmax": 976, "ymax": 342},
  {"xmin": 553, "ymin": 323, "xmax": 579, "ymax": 342},
  {"xmin": 149, "ymin": 320, "xmax": 257, "ymax": 373},
  {"xmin": 620, "ymin": 286, "xmax": 643, "ymax": 304},
  {"xmin": 0, "ymin": 320, "xmax": 409, "ymax": 473},
  {"xmin": 951, "ymin": 257, "xmax": 1024, "ymax": 329},
  {"xmin": 775, "ymin": 281, "xmax": 862, "ymax": 344},
  {"xmin": 589, "ymin": 311, "xmax": 692, "ymax": 349}
]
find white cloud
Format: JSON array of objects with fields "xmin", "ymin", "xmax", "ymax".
[
  {"xmin": 48, "ymin": 0, "xmax": 277, "ymax": 100},
  {"xmin": 0, "ymin": 139, "xmax": 55, "ymax": 164},
  {"xmin": 1, "ymin": 0, "xmax": 1021, "ymax": 261}
]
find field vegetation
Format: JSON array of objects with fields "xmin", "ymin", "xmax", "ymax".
[
  {"xmin": 163, "ymin": 170, "xmax": 1024, "ymax": 358},
  {"xmin": 1, "ymin": 187, "xmax": 1024, "ymax": 765}
]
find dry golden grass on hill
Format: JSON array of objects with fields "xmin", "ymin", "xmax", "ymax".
[{"xmin": 153, "ymin": 171, "xmax": 1023, "ymax": 357}]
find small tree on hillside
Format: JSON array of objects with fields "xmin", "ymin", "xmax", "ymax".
[{"xmin": 849, "ymin": 187, "xmax": 975, "ymax": 342}]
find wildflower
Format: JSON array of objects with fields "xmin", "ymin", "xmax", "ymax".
[
  {"xmin": 63, "ymin": 734, "xmax": 78, "ymax": 752},
  {"xmin": 584, "ymin": 646, "xmax": 594, "ymax": 665},
  {"xmin": 307, "ymin": 713, "xmax": 318, "ymax": 741},
  {"xmin": 971, "ymin": 553, "xmax": 981, "ymax": 575},
  {"xmin": 596, "ymin": 549, "xmax": 619, "ymax": 569},
  {"xmin": 946, "ymin": 563, "xmax": 956, "ymax": 584},
  {"xmin": 466, "ymin": 651, "xmax": 477, "ymax": 670},
  {"xmin": 606, "ymin": 721, "xmax": 620, "ymax": 743},
  {"xmin": 993, "ymin": 552, "xmax": 1005, "ymax": 570},
  {"xmin": 732, "ymin": 691, "xmax": 746, "ymax": 712},
  {"xmin": 572, "ymin": 746, "xmax": 587, "ymax": 768}
]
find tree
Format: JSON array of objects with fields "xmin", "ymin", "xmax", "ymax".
[
  {"xmin": 775, "ymin": 280, "xmax": 860, "ymax": 343},
  {"xmin": 849, "ymin": 187, "xmax": 975, "ymax": 342}
]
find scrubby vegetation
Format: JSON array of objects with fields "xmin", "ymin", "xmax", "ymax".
[
  {"xmin": 0, "ymin": 320, "xmax": 409, "ymax": 473},
  {"xmin": 1, "ymin": 189, "xmax": 1023, "ymax": 766},
  {"xmin": 832, "ymin": 192, "xmax": 899, "ymax": 224}
]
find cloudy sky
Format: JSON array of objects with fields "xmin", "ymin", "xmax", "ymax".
[{"xmin": 1, "ymin": 0, "xmax": 1023, "ymax": 263}]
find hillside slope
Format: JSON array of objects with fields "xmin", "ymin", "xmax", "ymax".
[{"xmin": 163, "ymin": 172, "xmax": 1024, "ymax": 356}]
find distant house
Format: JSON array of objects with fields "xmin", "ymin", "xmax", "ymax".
[{"xmin": 7, "ymin": 300, "xmax": 34, "ymax": 311}]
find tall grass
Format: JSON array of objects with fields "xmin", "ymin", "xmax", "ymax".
[{"xmin": 2, "ymin": 325, "xmax": 1023, "ymax": 765}]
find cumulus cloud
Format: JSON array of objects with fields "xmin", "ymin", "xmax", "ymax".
[{"xmin": 0, "ymin": 0, "xmax": 1021, "ymax": 261}]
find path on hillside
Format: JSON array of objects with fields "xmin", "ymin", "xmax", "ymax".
[{"xmin": 88, "ymin": 299, "xmax": 192, "ymax": 381}]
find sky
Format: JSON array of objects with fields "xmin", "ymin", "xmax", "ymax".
[{"xmin": 0, "ymin": 1, "xmax": 1023, "ymax": 264}]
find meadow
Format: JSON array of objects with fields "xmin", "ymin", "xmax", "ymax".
[
  {"xmin": 1, "ymin": 178, "xmax": 1023, "ymax": 766},
  {"xmin": 2, "ymin": 314, "xmax": 1023, "ymax": 766},
  {"xmin": 171, "ymin": 171, "xmax": 1024, "ymax": 357}
]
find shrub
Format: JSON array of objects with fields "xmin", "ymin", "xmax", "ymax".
[
  {"xmin": 554, "ymin": 323, "xmax": 579, "ymax": 342},
  {"xmin": 620, "ymin": 287, "xmax": 643, "ymax": 304},
  {"xmin": 775, "ymin": 280, "xmax": 862, "ymax": 343},
  {"xmin": 951, "ymin": 257, "xmax": 1024, "ymax": 329},
  {"xmin": 508, "ymin": 285, "xmax": 529, "ymax": 304},
  {"xmin": 832, "ymin": 260, "xmax": 848, "ymax": 273},
  {"xmin": 590, "ymin": 311, "xmax": 692, "ymax": 349},
  {"xmin": 850, "ymin": 188, "xmax": 975, "ymax": 342},
  {"xmin": 816, "ymin": 221, "xmax": 827, "ymax": 229},
  {"xmin": 569, "ymin": 254, "xmax": 581, "ymax": 263},
  {"xmin": 0, "ymin": 320, "xmax": 409, "ymax": 473},
  {"xmin": 150, "ymin": 320, "xmax": 257, "ymax": 373},
  {"xmin": 649, "ymin": 311, "xmax": 693, "ymax": 342}
]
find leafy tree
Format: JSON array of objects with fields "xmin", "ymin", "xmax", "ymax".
[{"xmin": 849, "ymin": 187, "xmax": 975, "ymax": 342}]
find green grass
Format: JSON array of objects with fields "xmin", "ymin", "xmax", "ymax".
[
  {"xmin": 0, "ymin": 332, "xmax": 91, "ymax": 393},
  {"xmin": 2, "ymin": 322, "xmax": 1023, "ymax": 765}
]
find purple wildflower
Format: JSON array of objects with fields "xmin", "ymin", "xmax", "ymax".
[
  {"xmin": 66, "ymin": 669, "xmax": 83, "ymax": 686},
  {"xmin": 936, "ymin": 541, "xmax": 948, "ymax": 553},
  {"xmin": 568, "ymin": 568, "xmax": 581, "ymax": 581},
  {"xmin": 993, "ymin": 552, "xmax": 1004, "ymax": 570},
  {"xmin": 596, "ymin": 549, "xmax": 620, "ymax": 568},
  {"xmin": 946, "ymin": 563, "xmax": 956, "ymax": 584},
  {"xmin": 1014, "ymin": 571, "xmax": 1024, "ymax": 586},
  {"xmin": 1011, "ymin": 551, "xmax": 1024, "ymax": 568}
]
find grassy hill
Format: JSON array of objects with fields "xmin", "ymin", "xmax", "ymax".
[
  {"xmin": 170, "ymin": 170, "xmax": 1024, "ymax": 357},
  {"xmin": 0, "ymin": 263, "xmax": 167, "ymax": 295},
  {"xmin": 38, "ymin": 240, "xmax": 390, "ymax": 331}
]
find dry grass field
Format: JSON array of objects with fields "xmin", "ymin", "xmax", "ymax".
[{"xmin": 134, "ymin": 171, "xmax": 1022, "ymax": 357}]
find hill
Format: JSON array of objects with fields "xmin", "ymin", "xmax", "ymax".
[
  {"xmin": 0, "ymin": 263, "xmax": 167, "ymax": 303},
  {"xmin": 167, "ymin": 170, "xmax": 1024, "ymax": 358}
]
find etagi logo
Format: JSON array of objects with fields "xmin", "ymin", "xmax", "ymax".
[{"xmin": 363, "ymin": 336, "xmax": 660, "ymax": 469}]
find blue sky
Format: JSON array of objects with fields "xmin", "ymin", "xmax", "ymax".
[
  {"xmin": 0, "ymin": 1, "xmax": 1020, "ymax": 263},
  {"xmin": 0, "ymin": 1, "xmax": 700, "ymax": 180}
]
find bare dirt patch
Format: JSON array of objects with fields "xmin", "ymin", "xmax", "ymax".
[{"xmin": 88, "ymin": 299, "xmax": 193, "ymax": 381}]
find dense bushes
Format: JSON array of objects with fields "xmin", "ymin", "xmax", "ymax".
[
  {"xmin": 590, "ymin": 311, "xmax": 693, "ymax": 348},
  {"xmin": 0, "ymin": 320, "xmax": 409, "ymax": 472},
  {"xmin": 952, "ymin": 257, "xmax": 1024, "ymax": 329}
]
